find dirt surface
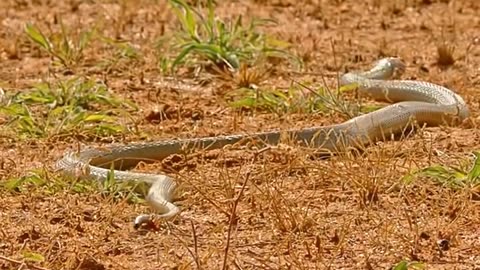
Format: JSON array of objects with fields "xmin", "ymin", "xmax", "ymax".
[{"xmin": 1, "ymin": 0, "xmax": 480, "ymax": 269}]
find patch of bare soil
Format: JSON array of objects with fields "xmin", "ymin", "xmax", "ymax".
[{"xmin": 1, "ymin": 0, "xmax": 480, "ymax": 269}]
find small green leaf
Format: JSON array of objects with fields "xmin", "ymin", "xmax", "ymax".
[
  {"xmin": 25, "ymin": 173, "xmax": 47, "ymax": 186},
  {"xmin": 393, "ymin": 261, "xmax": 408, "ymax": 270},
  {"xmin": 20, "ymin": 95, "xmax": 54, "ymax": 104},
  {"xmin": 418, "ymin": 165, "xmax": 451, "ymax": 180},
  {"xmin": 392, "ymin": 260, "xmax": 425, "ymax": 270},
  {"xmin": 22, "ymin": 251, "xmax": 45, "ymax": 262},
  {"xmin": 184, "ymin": 7, "xmax": 198, "ymax": 39},
  {"xmin": 93, "ymin": 124, "xmax": 124, "ymax": 135},
  {"xmin": 171, "ymin": 43, "xmax": 196, "ymax": 71},
  {"xmin": 78, "ymin": 29, "xmax": 95, "ymax": 51},
  {"xmin": 72, "ymin": 182, "xmax": 92, "ymax": 193},
  {"xmin": 104, "ymin": 165, "xmax": 117, "ymax": 190},
  {"xmin": 2, "ymin": 177, "xmax": 26, "ymax": 191},
  {"xmin": 84, "ymin": 114, "xmax": 113, "ymax": 122},
  {"xmin": 408, "ymin": 262, "xmax": 426, "ymax": 269},
  {"xmin": 25, "ymin": 23, "xmax": 51, "ymax": 50},
  {"xmin": 467, "ymin": 151, "xmax": 480, "ymax": 181},
  {"xmin": 339, "ymin": 83, "xmax": 358, "ymax": 92},
  {"xmin": 229, "ymin": 97, "xmax": 256, "ymax": 108}
]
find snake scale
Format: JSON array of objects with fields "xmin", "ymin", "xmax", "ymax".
[{"xmin": 56, "ymin": 58, "xmax": 469, "ymax": 227}]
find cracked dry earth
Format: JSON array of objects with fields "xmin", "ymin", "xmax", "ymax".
[{"xmin": 1, "ymin": 0, "xmax": 480, "ymax": 269}]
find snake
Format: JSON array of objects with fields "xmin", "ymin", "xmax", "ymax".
[{"xmin": 56, "ymin": 57, "xmax": 469, "ymax": 228}]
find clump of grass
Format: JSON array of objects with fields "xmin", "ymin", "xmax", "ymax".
[
  {"xmin": 2, "ymin": 169, "xmax": 93, "ymax": 195},
  {"xmin": 25, "ymin": 22, "xmax": 142, "ymax": 75},
  {"xmin": 228, "ymin": 85, "xmax": 320, "ymax": 115},
  {"xmin": 228, "ymin": 80, "xmax": 377, "ymax": 117},
  {"xmin": 214, "ymin": 63, "xmax": 270, "ymax": 89},
  {"xmin": 97, "ymin": 36, "xmax": 142, "ymax": 75},
  {"xmin": 25, "ymin": 22, "xmax": 96, "ymax": 70},
  {"xmin": 157, "ymin": 0, "xmax": 301, "ymax": 73},
  {"xmin": 436, "ymin": 42, "xmax": 455, "ymax": 67},
  {"xmin": 403, "ymin": 151, "xmax": 480, "ymax": 194},
  {"xmin": 1, "ymin": 168, "xmax": 146, "ymax": 205},
  {"xmin": 21, "ymin": 251, "xmax": 45, "ymax": 265},
  {"xmin": 0, "ymin": 77, "xmax": 137, "ymax": 139}
]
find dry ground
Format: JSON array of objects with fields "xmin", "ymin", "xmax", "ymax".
[{"xmin": 1, "ymin": 0, "xmax": 480, "ymax": 269}]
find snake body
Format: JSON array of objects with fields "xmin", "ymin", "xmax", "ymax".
[{"xmin": 56, "ymin": 58, "xmax": 469, "ymax": 227}]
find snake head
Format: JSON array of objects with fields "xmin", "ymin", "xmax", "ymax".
[
  {"xmin": 377, "ymin": 57, "xmax": 406, "ymax": 78},
  {"xmin": 344, "ymin": 57, "xmax": 408, "ymax": 82},
  {"xmin": 133, "ymin": 214, "xmax": 162, "ymax": 230}
]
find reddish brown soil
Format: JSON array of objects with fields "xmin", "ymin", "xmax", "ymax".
[{"xmin": 1, "ymin": 0, "xmax": 479, "ymax": 269}]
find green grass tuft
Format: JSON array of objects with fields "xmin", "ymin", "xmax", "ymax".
[
  {"xmin": 391, "ymin": 260, "xmax": 425, "ymax": 270},
  {"xmin": 227, "ymin": 81, "xmax": 375, "ymax": 117},
  {"xmin": 1, "ymin": 168, "xmax": 147, "ymax": 205},
  {"xmin": 157, "ymin": 0, "xmax": 301, "ymax": 73},
  {"xmin": 25, "ymin": 22, "xmax": 96, "ymax": 70},
  {"xmin": 0, "ymin": 77, "xmax": 138, "ymax": 139},
  {"xmin": 403, "ymin": 151, "xmax": 480, "ymax": 191}
]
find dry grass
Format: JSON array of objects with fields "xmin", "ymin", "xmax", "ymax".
[
  {"xmin": 1, "ymin": 0, "xmax": 480, "ymax": 269},
  {"xmin": 436, "ymin": 42, "xmax": 456, "ymax": 67}
]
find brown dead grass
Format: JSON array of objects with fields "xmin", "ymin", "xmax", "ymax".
[{"xmin": 1, "ymin": 0, "xmax": 480, "ymax": 269}]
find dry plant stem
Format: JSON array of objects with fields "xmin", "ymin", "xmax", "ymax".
[
  {"xmin": 170, "ymin": 226, "xmax": 201, "ymax": 269},
  {"xmin": 180, "ymin": 172, "xmax": 232, "ymax": 217},
  {"xmin": 190, "ymin": 220, "xmax": 201, "ymax": 269},
  {"xmin": 222, "ymin": 173, "xmax": 250, "ymax": 270}
]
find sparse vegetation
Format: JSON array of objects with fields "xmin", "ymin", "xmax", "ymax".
[
  {"xmin": 0, "ymin": 0, "xmax": 479, "ymax": 269},
  {"xmin": 25, "ymin": 22, "xmax": 142, "ymax": 75},
  {"xmin": 2, "ymin": 168, "xmax": 146, "ymax": 205},
  {"xmin": 436, "ymin": 42, "xmax": 456, "ymax": 66},
  {"xmin": 404, "ymin": 151, "xmax": 480, "ymax": 195},
  {"xmin": 0, "ymin": 77, "xmax": 137, "ymax": 139},
  {"xmin": 25, "ymin": 22, "xmax": 96, "ymax": 70},
  {"xmin": 97, "ymin": 36, "xmax": 143, "ymax": 75},
  {"xmin": 157, "ymin": 0, "xmax": 301, "ymax": 73},
  {"xmin": 228, "ymin": 85, "xmax": 321, "ymax": 115},
  {"xmin": 228, "ymin": 80, "xmax": 381, "ymax": 118}
]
